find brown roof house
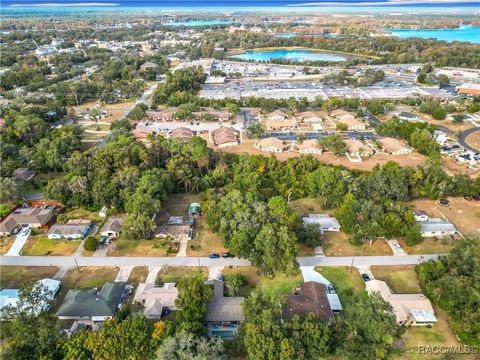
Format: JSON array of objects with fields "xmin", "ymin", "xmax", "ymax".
[
  {"xmin": 296, "ymin": 111, "xmax": 327, "ymax": 123},
  {"xmin": 366, "ymin": 279, "xmax": 437, "ymax": 326},
  {"xmin": 145, "ymin": 109, "xmax": 175, "ymax": 122},
  {"xmin": 336, "ymin": 117, "xmax": 366, "ymax": 131},
  {"xmin": 378, "ymin": 137, "xmax": 412, "ymax": 155},
  {"xmin": 12, "ymin": 168, "xmax": 36, "ymax": 183},
  {"xmin": 0, "ymin": 206, "xmax": 56, "ymax": 236},
  {"xmin": 204, "ymin": 280, "xmax": 244, "ymax": 339},
  {"xmin": 131, "ymin": 127, "xmax": 156, "ymax": 142},
  {"xmin": 254, "ymin": 137, "xmax": 286, "ymax": 153},
  {"xmin": 283, "ymin": 281, "xmax": 335, "ymax": 323},
  {"xmin": 296, "ymin": 139, "xmax": 323, "ymax": 155},
  {"xmin": 345, "ymin": 139, "xmax": 375, "ymax": 162},
  {"xmin": 133, "ymin": 282, "xmax": 178, "ymax": 319},
  {"xmin": 210, "ymin": 127, "xmax": 240, "ymax": 148},
  {"xmin": 168, "ymin": 127, "xmax": 194, "ymax": 142},
  {"xmin": 264, "ymin": 118, "xmax": 297, "ymax": 131},
  {"xmin": 330, "ymin": 109, "xmax": 356, "ymax": 122},
  {"xmin": 265, "ymin": 109, "xmax": 289, "ymax": 121}
]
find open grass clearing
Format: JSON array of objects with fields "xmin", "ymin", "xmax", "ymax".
[
  {"xmin": 107, "ymin": 239, "xmax": 170, "ymax": 257},
  {"xmin": 398, "ymin": 237, "xmax": 454, "ymax": 255},
  {"xmin": 370, "ymin": 265, "xmax": 423, "ymax": 294},
  {"xmin": 156, "ymin": 193, "xmax": 199, "ymax": 223},
  {"xmin": 22, "ymin": 236, "xmax": 81, "ymax": 256},
  {"xmin": 187, "ymin": 217, "xmax": 227, "ymax": 256},
  {"xmin": 18, "ymin": 172, "xmax": 63, "ymax": 195},
  {"xmin": 322, "ymin": 231, "xmax": 392, "ymax": 256},
  {"xmin": 65, "ymin": 208, "xmax": 103, "ymax": 222},
  {"xmin": 222, "ymin": 266, "xmax": 303, "ymax": 297},
  {"xmin": 155, "ymin": 266, "xmax": 207, "ymax": 285},
  {"xmin": 315, "ymin": 266, "xmax": 366, "ymax": 309},
  {"xmin": 289, "ymin": 197, "xmax": 326, "ymax": 217},
  {"xmin": 81, "ymin": 132, "xmax": 106, "ymax": 141},
  {"xmin": 128, "ymin": 266, "xmax": 149, "ymax": 287},
  {"xmin": 0, "ymin": 266, "xmax": 59, "ymax": 288},
  {"xmin": 62, "ymin": 266, "xmax": 119, "ymax": 289}
]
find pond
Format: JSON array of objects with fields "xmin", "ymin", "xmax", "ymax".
[
  {"xmin": 229, "ymin": 48, "xmax": 348, "ymax": 62},
  {"xmin": 386, "ymin": 26, "xmax": 480, "ymax": 44}
]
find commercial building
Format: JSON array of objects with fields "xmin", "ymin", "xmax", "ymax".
[{"xmin": 366, "ymin": 279, "xmax": 437, "ymax": 326}]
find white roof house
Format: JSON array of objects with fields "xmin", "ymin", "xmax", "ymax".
[
  {"xmin": 418, "ymin": 218, "xmax": 456, "ymax": 237},
  {"xmin": 302, "ymin": 214, "xmax": 341, "ymax": 234}
]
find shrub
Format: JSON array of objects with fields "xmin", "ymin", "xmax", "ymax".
[{"xmin": 84, "ymin": 236, "xmax": 99, "ymax": 251}]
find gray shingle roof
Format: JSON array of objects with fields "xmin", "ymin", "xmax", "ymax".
[{"xmin": 204, "ymin": 280, "xmax": 244, "ymax": 322}]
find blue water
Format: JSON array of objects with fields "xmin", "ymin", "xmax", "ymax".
[
  {"xmin": 274, "ymin": 33, "xmax": 337, "ymax": 38},
  {"xmin": 230, "ymin": 49, "xmax": 348, "ymax": 62},
  {"xmin": 387, "ymin": 26, "xmax": 480, "ymax": 44}
]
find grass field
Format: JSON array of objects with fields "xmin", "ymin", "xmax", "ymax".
[
  {"xmin": 398, "ymin": 237, "xmax": 455, "ymax": 255},
  {"xmin": 155, "ymin": 266, "xmax": 207, "ymax": 285},
  {"xmin": 370, "ymin": 266, "xmax": 423, "ymax": 293},
  {"xmin": 322, "ymin": 231, "xmax": 392, "ymax": 256},
  {"xmin": 65, "ymin": 208, "xmax": 103, "ymax": 222},
  {"xmin": 107, "ymin": 239, "xmax": 170, "ymax": 257},
  {"xmin": 222, "ymin": 267, "xmax": 303, "ymax": 297},
  {"xmin": 0, "ymin": 266, "xmax": 59, "ymax": 288},
  {"xmin": 315, "ymin": 266, "xmax": 366, "ymax": 308},
  {"xmin": 62, "ymin": 266, "xmax": 119, "ymax": 289},
  {"xmin": 289, "ymin": 197, "xmax": 326, "ymax": 216},
  {"xmin": 18, "ymin": 172, "xmax": 62, "ymax": 195},
  {"xmin": 156, "ymin": 193, "xmax": 198, "ymax": 223},
  {"xmin": 22, "ymin": 236, "xmax": 81, "ymax": 256},
  {"xmin": 187, "ymin": 218, "xmax": 227, "ymax": 256},
  {"xmin": 128, "ymin": 266, "xmax": 149, "ymax": 287}
]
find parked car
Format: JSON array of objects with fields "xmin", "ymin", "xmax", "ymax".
[
  {"xmin": 208, "ymin": 253, "xmax": 220, "ymax": 259},
  {"xmin": 464, "ymin": 196, "xmax": 473, "ymax": 201},
  {"xmin": 393, "ymin": 243, "xmax": 401, "ymax": 250},
  {"xmin": 361, "ymin": 273, "xmax": 371, "ymax": 282},
  {"xmin": 11, "ymin": 226, "xmax": 21, "ymax": 235},
  {"xmin": 221, "ymin": 252, "xmax": 234, "ymax": 258},
  {"xmin": 21, "ymin": 228, "xmax": 29, "ymax": 235},
  {"xmin": 439, "ymin": 198, "xmax": 450, "ymax": 207},
  {"xmin": 472, "ymin": 196, "xmax": 480, "ymax": 201}
]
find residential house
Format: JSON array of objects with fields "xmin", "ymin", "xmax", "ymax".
[
  {"xmin": 139, "ymin": 62, "xmax": 158, "ymax": 71},
  {"xmin": 302, "ymin": 214, "xmax": 341, "ymax": 233},
  {"xmin": 99, "ymin": 216, "xmax": 124, "ymax": 238},
  {"xmin": 265, "ymin": 110, "xmax": 288, "ymax": 121},
  {"xmin": 456, "ymin": 151, "xmax": 480, "ymax": 166},
  {"xmin": 210, "ymin": 127, "xmax": 240, "ymax": 148},
  {"xmin": 0, "ymin": 206, "xmax": 56, "ymax": 236},
  {"xmin": 254, "ymin": 137, "xmax": 285, "ymax": 153},
  {"xmin": 345, "ymin": 139, "xmax": 374, "ymax": 162},
  {"xmin": 145, "ymin": 109, "xmax": 175, "ymax": 122},
  {"xmin": 378, "ymin": 137, "xmax": 412, "ymax": 155},
  {"xmin": 131, "ymin": 127, "xmax": 156, "ymax": 142},
  {"xmin": 398, "ymin": 112, "xmax": 420, "ymax": 122},
  {"xmin": 56, "ymin": 282, "xmax": 127, "ymax": 321},
  {"xmin": 441, "ymin": 144, "xmax": 463, "ymax": 157},
  {"xmin": 264, "ymin": 118, "xmax": 297, "ymax": 131},
  {"xmin": 457, "ymin": 82, "xmax": 480, "ymax": 96},
  {"xmin": 283, "ymin": 281, "xmax": 335, "ymax": 323},
  {"xmin": 418, "ymin": 218, "xmax": 456, "ymax": 238},
  {"xmin": 192, "ymin": 110, "xmax": 231, "ymax": 122},
  {"xmin": 1, "ymin": 278, "xmax": 61, "ymax": 314},
  {"xmin": 296, "ymin": 139, "xmax": 323, "ymax": 154},
  {"xmin": 330, "ymin": 109, "xmax": 355, "ymax": 122},
  {"xmin": 133, "ymin": 282, "xmax": 178, "ymax": 319},
  {"xmin": 168, "ymin": 127, "xmax": 194, "ymax": 142},
  {"xmin": 366, "ymin": 279, "xmax": 437, "ymax": 326},
  {"xmin": 297, "ymin": 111, "xmax": 327, "ymax": 123},
  {"xmin": 47, "ymin": 219, "xmax": 92, "ymax": 240},
  {"xmin": 413, "ymin": 210, "xmax": 429, "ymax": 222},
  {"xmin": 12, "ymin": 168, "xmax": 36, "ymax": 183},
  {"xmin": 155, "ymin": 216, "xmax": 192, "ymax": 240},
  {"xmin": 204, "ymin": 280, "xmax": 244, "ymax": 338}
]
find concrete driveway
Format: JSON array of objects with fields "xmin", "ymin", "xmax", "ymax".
[
  {"xmin": 387, "ymin": 240, "xmax": 407, "ymax": 256},
  {"xmin": 5, "ymin": 228, "xmax": 31, "ymax": 256}
]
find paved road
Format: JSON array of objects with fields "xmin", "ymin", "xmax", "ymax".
[
  {"xmin": 457, "ymin": 126, "xmax": 480, "ymax": 152},
  {"xmin": 0, "ymin": 254, "xmax": 443, "ymax": 268}
]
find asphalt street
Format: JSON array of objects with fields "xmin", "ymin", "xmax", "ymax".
[{"xmin": 457, "ymin": 127, "xmax": 480, "ymax": 152}]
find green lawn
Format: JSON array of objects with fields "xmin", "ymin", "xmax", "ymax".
[
  {"xmin": 128, "ymin": 266, "xmax": 149, "ymax": 287},
  {"xmin": 107, "ymin": 239, "xmax": 169, "ymax": 257},
  {"xmin": 156, "ymin": 266, "xmax": 207, "ymax": 285},
  {"xmin": 65, "ymin": 208, "xmax": 102, "ymax": 222},
  {"xmin": 370, "ymin": 265, "xmax": 423, "ymax": 293},
  {"xmin": 19, "ymin": 172, "xmax": 62, "ymax": 195},
  {"xmin": 222, "ymin": 267, "xmax": 303, "ymax": 297},
  {"xmin": 289, "ymin": 197, "xmax": 326, "ymax": 217},
  {"xmin": 315, "ymin": 266, "xmax": 366, "ymax": 308},
  {"xmin": 22, "ymin": 236, "xmax": 81, "ymax": 256}
]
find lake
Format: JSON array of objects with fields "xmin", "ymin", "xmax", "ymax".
[
  {"xmin": 230, "ymin": 49, "xmax": 348, "ymax": 62},
  {"xmin": 386, "ymin": 26, "xmax": 480, "ymax": 44}
]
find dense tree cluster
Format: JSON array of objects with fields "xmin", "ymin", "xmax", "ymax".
[{"xmin": 416, "ymin": 238, "xmax": 480, "ymax": 347}]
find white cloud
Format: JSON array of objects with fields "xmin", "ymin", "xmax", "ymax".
[{"xmin": 288, "ymin": 0, "xmax": 479, "ymax": 6}]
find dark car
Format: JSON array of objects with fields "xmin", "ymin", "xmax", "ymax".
[
  {"xmin": 221, "ymin": 252, "xmax": 234, "ymax": 258},
  {"xmin": 473, "ymin": 196, "xmax": 480, "ymax": 201},
  {"xmin": 361, "ymin": 273, "xmax": 371, "ymax": 282},
  {"xmin": 439, "ymin": 198, "xmax": 450, "ymax": 207},
  {"xmin": 208, "ymin": 253, "xmax": 220, "ymax": 259}
]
